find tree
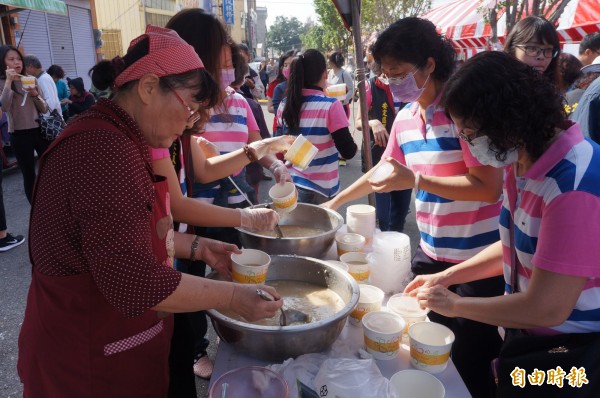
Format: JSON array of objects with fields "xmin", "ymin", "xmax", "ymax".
[
  {"xmin": 310, "ymin": 0, "xmax": 351, "ymax": 52},
  {"xmin": 302, "ymin": 20, "xmax": 327, "ymax": 53},
  {"xmin": 362, "ymin": 0, "xmax": 432, "ymax": 32},
  {"xmin": 485, "ymin": 0, "xmax": 573, "ymax": 44},
  {"xmin": 267, "ymin": 16, "xmax": 306, "ymax": 54}
]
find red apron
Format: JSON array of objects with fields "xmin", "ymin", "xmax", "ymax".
[{"xmin": 18, "ymin": 126, "xmax": 177, "ymax": 397}]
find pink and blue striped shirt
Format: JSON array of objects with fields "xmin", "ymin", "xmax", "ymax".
[
  {"xmin": 501, "ymin": 122, "xmax": 600, "ymax": 334},
  {"xmin": 276, "ymin": 88, "xmax": 349, "ymax": 197},
  {"xmin": 383, "ymin": 94, "xmax": 501, "ymax": 263}
]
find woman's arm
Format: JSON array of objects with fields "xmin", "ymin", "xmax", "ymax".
[
  {"xmin": 322, "ymin": 164, "xmax": 377, "ymax": 210},
  {"xmin": 267, "ymin": 96, "xmax": 275, "ymax": 113},
  {"xmin": 343, "ymin": 70, "xmax": 354, "ymax": 104},
  {"xmin": 30, "ymin": 84, "xmax": 49, "ymax": 114},
  {"xmin": 419, "ymin": 267, "xmax": 587, "ymax": 329}
]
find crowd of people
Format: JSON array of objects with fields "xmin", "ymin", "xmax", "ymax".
[{"xmin": 0, "ymin": 6, "xmax": 599, "ymax": 398}]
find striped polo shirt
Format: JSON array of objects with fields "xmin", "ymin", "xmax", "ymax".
[
  {"xmin": 382, "ymin": 94, "xmax": 501, "ymax": 263},
  {"xmin": 500, "ymin": 122, "xmax": 600, "ymax": 335},
  {"xmin": 193, "ymin": 89, "xmax": 259, "ymax": 204},
  {"xmin": 276, "ymin": 88, "xmax": 349, "ymax": 197}
]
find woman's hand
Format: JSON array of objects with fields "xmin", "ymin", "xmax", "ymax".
[
  {"xmin": 5, "ymin": 68, "xmax": 20, "ymax": 82},
  {"xmin": 369, "ymin": 120, "xmax": 389, "ymax": 147},
  {"xmin": 198, "ymin": 237, "xmax": 241, "ymax": 281},
  {"xmin": 249, "ymin": 135, "xmax": 295, "ymax": 159},
  {"xmin": 60, "ymin": 98, "xmax": 72, "ymax": 105},
  {"xmin": 229, "ymin": 284, "xmax": 282, "ymax": 322},
  {"xmin": 416, "ymin": 285, "xmax": 461, "ymax": 318},
  {"xmin": 239, "ymin": 207, "xmax": 280, "ymax": 231},
  {"xmin": 369, "ymin": 157, "xmax": 416, "ymax": 193},
  {"xmin": 23, "ymin": 86, "xmax": 39, "ymax": 97},
  {"xmin": 269, "ymin": 160, "xmax": 292, "ymax": 184},
  {"xmin": 320, "ymin": 199, "xmax": 339, "ymax": 211},
  {"xmin": 194, "ymin": 136, "xmax": 220, "ymax": 159},
  {"xmin": 404, "ymin": 271, "xmax": 451, "ymax": 296}
]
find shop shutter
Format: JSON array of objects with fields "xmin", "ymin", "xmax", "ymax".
[
  {"xmin": 47, "ymin": 12, "xmax": 77, "ymax": 80},
  {"xmin": 16, "ymin": 10, "xmax": 52, "ymax": 70},
  {"xmin": 69, "ymin": 6, "xmax": 96, "ymax": 89}
]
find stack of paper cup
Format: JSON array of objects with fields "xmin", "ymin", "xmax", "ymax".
[
  {"xmin": 325, "ymin": 83, "xmax": 347, "ymax": 102},
  {"xmin": 346, "ymin": 204, "xmax": 376, "ymax": 247}
]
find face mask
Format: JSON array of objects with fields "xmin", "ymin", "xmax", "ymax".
[
  {"xmin": 468, "ymin": 135, "xmax": 519, "ymax": 168},
  {"xmin": 388, "ymin": 69, "xmax": 429, "ymax": 103},
  {"xmin": 220, "ymin": 68, "xmax": 235, "ymax": 90},
  {"xmin": 282, "ymin": 67, "xmax": 290, "ymax": 80}
]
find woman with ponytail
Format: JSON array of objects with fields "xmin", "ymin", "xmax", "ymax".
[
  {"xmin": 276, "ymin": 49, "xmax": 357, "ymax": 204},
  {"xmin": 17, "ymin": 26, "xmax": 282, "ymax": 397}
]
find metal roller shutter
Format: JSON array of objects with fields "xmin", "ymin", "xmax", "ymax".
[
  {"xmin": 47, "ymin": 12, "xmax": 76, "ymax": 80},
  {"xmin": 16, "ymin": 10, "xmax": 52, "ymax": 70},
  {"xmin": 69, "ymin": 6, "xmax": 96, "ymax": 88}
]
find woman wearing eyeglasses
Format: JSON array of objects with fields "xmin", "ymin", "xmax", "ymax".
[
  {"xmin": 504, "ymin": 16, "xmax": 561, "ymax": 83},
  {"xmin": 407, "ymin": 50, "xmax": 600, "ymax": 398},
  {"xmin": 322, "ymin": 17, "xmax": 504, "ymax": 397}
]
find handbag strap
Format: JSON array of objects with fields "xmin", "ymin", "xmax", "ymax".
[{"xmin": 508, "ymin": 166, "xmax": 520, "ymax": 294}]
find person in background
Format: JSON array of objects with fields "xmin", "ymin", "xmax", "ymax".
[
  {"xmin": 0, "ymin": 106, "xmax": 25, "ymax": 251},
  {"xmin": 406, "ymin": 51, "xmax": 600, "ymax": 395},
  {"xmin": 268, "ymin": 51, "xmax": 296, "ymax": 137},
  {"xmin": 65, "ymin": 77, "xmax": 96, "ymax": 118},
  {"xmin": 327, "ymin": 51, "xmax": 354, "ymax": 118},
  {"xmin": 322, "ymin": 18, "xmax": 505, "ymax": 397},
  {"xmin": 17, "ymin": 25, "xmax": 282, "ymax": 397},
  {"xmin": 238, "ymin": 43, "xmax": 265, "ymax": 100},
  {"xmin": 504, "ymin": 16, "xmax": 560, "ymax": 85},
  {"xmin": 258, "ymin": 59, "xmax": 269, "ymax": 89},
  {"xmin": 571, "ymin": 62, "xmax": 600, "ymax": 144},
  {"xmin": 23, "ymin": 55, "xmax": 61, "ymax": 117},
  {"xmin": 557, "ymin": 53, "xmax": 582, "ymax": 95},
  {"xmin": 276, "ymin": 49, "xmax": 357, "ymax": 204},
  {"xmin": 0, "ymin": 46, "xmax": 49, "ymax": 204},
  {"xmin": 578, "ymin": 32, "xmax": 600, "ymax": 66},
  {"xmin": 356, "ymin": 58, "xmax": 412, "ymax": 232},
  {"xmin": 47, "ymin": 64, "xmax": 69, "ymax": 120},
  {"xmin": 267, "ymin": 58, "xmax": 278, "ymax": 83}
]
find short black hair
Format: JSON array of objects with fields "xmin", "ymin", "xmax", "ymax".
[
  {"xmin": 580, "ymin": 33, "xmax": 600, "ymax": 54},
  {"xmin": 371, "ymin": 17, "xmax": 456, "ymax": 83},
  {"xmin": 23, "ymin": 55, "xmax": 42, "ymax": 69},
  {"xmin": 47, "ymin": 64, "xmax": 65, "ymax": 79},
  {"xmin": 442, "ymin": 51, "xmax": 565, "ymax": 162},
  {"xmin": 328, "ymin": 51, "xmax": 344, "ymax": 68}
]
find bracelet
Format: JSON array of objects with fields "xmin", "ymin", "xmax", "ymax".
[
  {"xmin": 190, "ymin": 235, "xmax": 201, "ymax": 262},
  {"xmin": 243, "ymin": 145, "xmax": 258, "ymax": 163},
  {"xmin": 414, "ymin": 171, "xmax": 421, "ymax": 191}
]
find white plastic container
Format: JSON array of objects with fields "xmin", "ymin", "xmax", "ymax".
[
  {"xmin": 362, "ymin": 311, "xmax": 405, "ymax": 360},
  {"xmin": 409, "ymin": 321, "xmax": 455, "ymax": 374},
  {"xmin": 367, "ymin": 232, "xmax": 412, "ymax": 295},
  {"xmin": 346, "ymin": 204, "xmax": 376, "ymax": 247},
  {"xmin": 368, "ymin": 161, "xmax": 394, "ymax": 183},
  {"xmin": 349, "ymin": 284, "xmax": 384, "ymax": 326}
]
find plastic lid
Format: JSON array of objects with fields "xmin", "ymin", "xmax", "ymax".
[
  {"xmin": 369, "ymin": 161, "xmax": 394, "ymax": 183},
  {"xmin": 387, "ymin": 293, "xmax": 429, "ymax": 317}
]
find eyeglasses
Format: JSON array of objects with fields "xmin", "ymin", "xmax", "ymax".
[
  {"xmin": 515, "ymin": 45, "xmax": 558, "ymax": 59},
  {"xmin": 457, "ymin": 128, "xmax": 481, "ymax": 145},
  {"xmin": 167, "ymin": 86, "xmax": 201, "ymax": 126},
  {"xmin": 382, "ymin": 66, "xmax": 418, "ymax": 85}
]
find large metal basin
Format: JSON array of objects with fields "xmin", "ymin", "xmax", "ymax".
[
  {"xmin": 206, "ymin": 255, "xmax": 359, "ymax": 361},
  {"xmin": 236, "ymin": 203, "xmax": 343, "ymax": 257}
]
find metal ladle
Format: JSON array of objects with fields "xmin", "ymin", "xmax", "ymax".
[{"xmin": 256, "ymin": 289, "xmax": 310, "ymax": 326}]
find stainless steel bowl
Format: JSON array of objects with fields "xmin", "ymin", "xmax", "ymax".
[
  {"xmin": 206, "ymin": 255, "xmax": 359, "ymax": 361},
  {"xmin": 236, "ymin": 203, "xmax": 344, "ymax": 257}
]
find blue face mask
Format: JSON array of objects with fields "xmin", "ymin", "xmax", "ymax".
[
  {"xmin": 468, "ymin": 135, "xmax": 519, "ymax": 168},
  {"xmin": 387, "ymin": 68, "xmax": 430, "ymax": 103},
  {"xmin": 220, "ymin": 68, "xmax": 235, "ymax": 90}
]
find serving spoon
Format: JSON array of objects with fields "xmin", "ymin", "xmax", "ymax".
[{"xmin": 256, "ymin": 289, "xmax": 310, "ymax": 326}]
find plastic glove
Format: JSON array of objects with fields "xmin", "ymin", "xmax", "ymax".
[
  {"xmin": 239, "ymin": 207, "xmax": 280, "ymax": 231},
  {"xmin": 194, "ymin": 136, "xmax": 220, "ymax": 158},
  {"xmin": 248, "ymin": 136, "xmax": 295, "ymax": 159},
  {"xmin": 269, "ymin": 160, "xmax": 292, "ymax": 184}
]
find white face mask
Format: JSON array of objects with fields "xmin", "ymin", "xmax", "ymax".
[{"xmin": 468, "ymin": 135, "xmax": 519, "ymax": 168}]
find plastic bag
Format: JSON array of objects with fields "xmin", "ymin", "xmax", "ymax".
[
  {"xmin": 268, "ymin": 353, "xmax": 329, "ymax": 398},
  {"xmin": 313, "ymin": 358, "xmax": 399, "ymax": 398}
]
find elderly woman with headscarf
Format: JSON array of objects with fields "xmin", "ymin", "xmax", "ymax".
[
  {"xmin": 65, "ymin": 76, "xmax": 96, "ymax": 118},
  {"xmin": 17, "ymin": 26, "xmax": 282, "ymax": 398}
]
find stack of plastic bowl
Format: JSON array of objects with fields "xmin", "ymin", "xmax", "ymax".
[
  {"xmin": 346, "ymin": 204, "xmax": 376, "ymax": 248},
  {"xmin": 367, "ymin": 232, "xmax": 411, "ymax": 295}
]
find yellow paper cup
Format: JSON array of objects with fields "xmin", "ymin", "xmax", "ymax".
[
  {"xmin": 349, "ymin": 284, "xmax": 384, "ymax": 326},
  {"xmin": 268, "ymin": 181, "xmax": 297, "ymax": 213},
  {"xmin": 325, "ymin": 83, "xmax": 346, "ymax": 101},
  {"xmin": 335, "ymin": 232, "xmax": 366, "ymax": 256},
  {"xmin": 231, "ymin": 249, "xmax": 271, "ymax": 284},
  {"xmin": 284, "ymin": 135, "xmax": 318, "ymax": 169},
  {"xmin": 362, "ymin": 311, "xmax": 406, "ymax": 360},
  {"xmin": 340, "ymin": 251, "xmax": 370, "ymax": 282},
  {"xmin": 20, "ymin": 75, "xmax": 35, "ymax": 89},
  {"xmin": 408, "ymin": 321, "xmax": 455, "ymax": 373}
]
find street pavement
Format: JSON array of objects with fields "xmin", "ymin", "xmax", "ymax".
[{"xmin": 0, "ymin": 103, "xmax": 420, "ymax": 397}]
